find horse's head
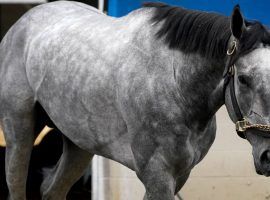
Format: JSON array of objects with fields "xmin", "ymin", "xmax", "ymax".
[{"xmin": 224, "ymin": 6, "xmax": 270, "ymax": 176}]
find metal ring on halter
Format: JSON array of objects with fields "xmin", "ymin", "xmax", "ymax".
[
  {"xmin": 227, "ymin": 40, "xmax": 237, "ymax": 55},
  {"xmin": 236, "ymin": 118, "xmax": 249, "ymax": 132}
]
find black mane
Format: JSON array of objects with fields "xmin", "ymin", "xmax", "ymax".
[{"xmin": 144, "ymin": 2, "xmax": 270, "ymax": 60}]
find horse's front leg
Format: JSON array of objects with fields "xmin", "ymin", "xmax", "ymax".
[
  {"xmin": 132, "ymin": 145, "xmax": 176, "ymax": 199},
  {"xmin": 132, "ymin": 129, "xmax": 193, "ymax": 200},
  {"xmin": 41, "ymin": 135, "xmax": 93, "ymax": 200},
  {"xmin": 141, "ymin": 164, "xmax": 190, "ymax": 200},
  {"xmin": 142, "ymin": 171, "xmax": 176, "ymax": 200},
  {"xmin": 137, "ymin": 153, "xmax": 176, "ymax": 200}
]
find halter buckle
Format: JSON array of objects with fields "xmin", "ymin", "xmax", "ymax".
[{"xmin": 236, "ymin": 118, "xmax": 249, "ymax": 132}]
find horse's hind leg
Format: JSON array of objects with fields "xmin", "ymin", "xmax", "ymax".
[
  {"xmin": 41, "ymin": 135, "xmax": 92, "ymax": 200},
  {"xmin": 1, "ymin": 105, "xmax": 37, "ymax": 200}
]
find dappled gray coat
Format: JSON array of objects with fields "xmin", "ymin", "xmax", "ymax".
[{"xmin": 1, "ymin": 1, "xmax": 270, "ymax": 200}]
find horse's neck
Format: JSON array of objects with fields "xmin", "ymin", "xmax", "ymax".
[
  {"xmin": 174, "ymin": 52, "xmax": 225, "ymax": 123},
  {"xmin": 126, "ymin": 10, "xmax": 226, "ymax": 123}
]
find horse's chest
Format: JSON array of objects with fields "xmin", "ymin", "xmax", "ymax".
[{"xmin": 189, "ymin": 118, "xmax": 217, "ymax": 165}]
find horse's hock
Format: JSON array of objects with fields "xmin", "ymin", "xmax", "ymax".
[{"xmin": 92, "ymin": 106, "xmax": 270, "ymax": 200}]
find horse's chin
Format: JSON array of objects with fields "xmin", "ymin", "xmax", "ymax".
[{"xmin": 262, "ymin": 171, "xmax": 270, "ymax": 177}]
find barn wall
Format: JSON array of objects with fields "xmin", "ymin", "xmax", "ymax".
[{"xmin": 92, "ymin": 106, "xmax": 270, "ymax": 200}]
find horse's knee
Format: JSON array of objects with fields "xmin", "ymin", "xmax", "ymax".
[{"xmin": 138, "ymin": 170, "xmax": 176, "ymax": 200}]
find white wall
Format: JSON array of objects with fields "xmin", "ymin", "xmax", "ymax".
[{"xmin": 92, "ymin": 106, "xmax": 270, "ymax": 200}]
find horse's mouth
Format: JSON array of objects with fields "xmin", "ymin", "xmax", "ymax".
[
  {"xmin": 256, "ymin": 168, "xmax": 270, "ymax": 177},
  {"xmin": 262, "ymin": 172, "xmax": 270, "ymax": 177},
  {"xmin": 263, "ymin": 171, "xmax": 270, "ymax": 177}
]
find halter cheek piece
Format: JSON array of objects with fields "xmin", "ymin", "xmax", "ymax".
[{"xmin": 223, "ymin": 40, "xmax": 270, "ymax": 139}]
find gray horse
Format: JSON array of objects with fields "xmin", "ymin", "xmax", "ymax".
[{"xmin": 1, "ymin": 1, "xmax": 270, "ymax": 200}]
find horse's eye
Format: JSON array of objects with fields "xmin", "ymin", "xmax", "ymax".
[{"xmin": 238, "ymin": 75, "xmax": 250, "ymax": 86}]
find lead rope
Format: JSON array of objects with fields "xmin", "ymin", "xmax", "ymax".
[{"xmin": 241, "ymin": 122, "xmax": 270, "ymax": 132}]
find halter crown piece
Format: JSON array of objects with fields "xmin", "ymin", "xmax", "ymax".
[{"xmin": 224, "ymin": 39, "xmax": 270, "ymax": 139}]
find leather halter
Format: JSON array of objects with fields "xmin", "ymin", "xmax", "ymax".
[{"xmin": 223, "ymin": 40, "xmax": 270, "ymax": 139}]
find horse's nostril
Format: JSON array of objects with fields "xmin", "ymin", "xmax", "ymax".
[
  {"xmin": 267, "ymin": 151, "xmax": 270, "ymax": 160},
  {"xmin": 260, "ymin": 150, "xmax": 270, "ymax": 166}
]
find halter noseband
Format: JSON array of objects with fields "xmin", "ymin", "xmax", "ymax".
[{"xmin": 224, "ymin": 40, "xmax": 270, "ymax": 139}]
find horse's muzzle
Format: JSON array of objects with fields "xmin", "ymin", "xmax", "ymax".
[{"xmin": 254, "ymin": 149, "xmax": 270, "ymax": 177}]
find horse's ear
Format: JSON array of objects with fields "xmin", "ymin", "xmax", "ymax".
[{"xmin": 231, "ymin": 5, "xmax": 246, "ymax": 40}]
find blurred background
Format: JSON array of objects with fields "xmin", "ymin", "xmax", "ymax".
[{"xmin": 1, "ymin": 0, "xmax": 270, "ymax": 200}]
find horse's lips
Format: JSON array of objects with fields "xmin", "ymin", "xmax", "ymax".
[
  {"xmin": 262, "ymin": 171, "xmax": 270, "ymax": 177},
  {"xmin": 255, "ymin": 166, "xmax": 270, "ymax": 177}
]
